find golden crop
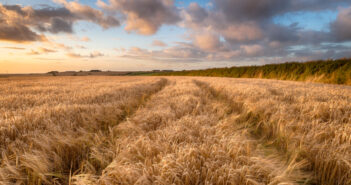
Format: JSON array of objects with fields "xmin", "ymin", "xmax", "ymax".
[{"xmin": 0, "ymin": 76, "xmax": 350, "ymax": 185}]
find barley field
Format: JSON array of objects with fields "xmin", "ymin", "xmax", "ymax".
[{"xmin": 0, "ymin": 76, "xmax": 350, "ymax": 185}]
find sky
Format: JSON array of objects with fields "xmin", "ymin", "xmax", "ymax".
[{"xmin": 1, "ymin": 0, "xmax": 351, "ymax": 73}]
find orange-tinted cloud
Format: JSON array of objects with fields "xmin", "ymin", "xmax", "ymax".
[
  {"xmin": 194, "ymin": 33, "xmax": 222, "ymax": 51},
  {"xmin": 221, "ymin": 23, "xmax": 263, "ymax": 42},
  {"xmin": 240, "ymin": 44, "xmax": 263, "ymax": 56},
  {"xmin": 56, "ymin": 0, "xmax": 120, "ymax": 29},
  {"xmin": 180, "ymin": 1, "xmax": 351, "ymax": 62},
  {"xmin": 98, "ymin": 0, "xmax": 180, "ymax": 35},
  {"xmin": 152, "ymin": 40, "xmax": 167, "ymax": 47},
  {"xmin": 2, "ymin": 47, "xmax": 26, "ymax": 50},
  {"xmin": 81, "ymin": 36, "xmax": 91, "ymax": 42},
  {"xmin": 0, "ymin": 5, "xmax": 47, "ymax": 43},
  {"xmin": 66, "ymin": 51, "xmax": 104, "ymax": 58},
  {"xmin": 0, "ymin": 3, "xmax": 119, "ymax": 43},
  {"xmin": 27, "ymin": 47, "xmax": 57, "ymax": 55}
]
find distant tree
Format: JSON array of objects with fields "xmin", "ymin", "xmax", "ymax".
[
  {"xmin": 90, "ymin": 70, "xmax": 102, "ymax": 72},
  {"xmin": 153, "ymin": 58, "xmax": 351, "ymax": 85},
  {"xmin": 48, "ymin": 71, "xmax": 59, "ymax": 76}
]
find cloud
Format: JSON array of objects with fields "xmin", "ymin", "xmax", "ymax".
[
  {"xmin": 48, "ymin": 17, "xmax": 73, "ymax": 33},
  {"xmin": 66, "ymin": 52, "xmax": 82, "ymax": 58},
  {"xmin": 221, "ymin": 22, "xmax": 263, "ymax": 42},
  {"xmin": 0, "ymin": 5, "xmax": 47, "ymax": 42},
  {"xmin": 330, "ymin": 6, "xmax": 351, "ymax": 41},
  {"xmin": 27, "ymin": 47, "xmax": 57, "ymax": 55},
  {"xmin": 0, "ymin": 3, "xmax": 119, "ymax": 42},
  {"xmin": 81, "ymin": 36, "xmax": 91, "ymax": 42},
  {"xmin": 115, "ymin": 1, "xmax": 351, "ymax": 63},
  {"xmin": 266, "ymin": 23, "xmax": 299, "ymax": 43},
  {"xmin": 89, "ymin": 51, "xmax": 104, "ymax": 58},
  {"xmin": 213, "ymin": 0, "xmax": 349, "ymax": 22},
  {"xmin": 122, "ymin": 41, "xmax": 266, "ymax": 62},
  {"xmin": 162, "ymin": 44, "xmax": 206, "ymax": 59},
  {"xmin": 0, "ymin": 5, "xmax": 75, "ymax": 35},
  {"xmin": 186, "ymin": 3, "xmax": 208, "ymax": 24},
  {"xmin": 2, "ymin": 0, "xmax": 351, "ymax": 64},
  {"xmin": 193, "ymin": 33, "xmax": 222, "ymax": 51},
  {"xmin": 52, "ymin": 42, "xmax": 73, "ymax": 50},
  {"xmin": 240, "ymin": 44, "xmax": 263, "ymax": 56},
  {"xmin": 0, "ymin": 24, "xmax": 46, "ymax": 42},
  {"xmin": 98, "ymin": 0, "xmax": 180, "ymax": 35},
  {"xmin": 120, "ymin": 43, "xmax": 207, "ymax": 62},
  {"xmin": 66, "ymin": 51, "xmax": 104, "ymax": 58},
  {"xmin": 76, "ymin": 45, "xmax": 87, "ymax": 49},
  {"xmin": 2, "ymin": 47, "xmax": 26, "ymax": 50},
  {"xmin": 152, "ymin": 40, "xmax": 167, "ymax": 47},
  {"xmin": 56, "ymin": 0, "xmax": 120, "ymax": 29},
  {"xmin": 214, "ymin": 0, "xmax": 287, "ymax": 22},
  {"xmin": 178, "ymin": 0, "xmax": 351, "ymax": 63}
]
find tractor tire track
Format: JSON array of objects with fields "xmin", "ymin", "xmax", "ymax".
[
  {"xmin": 193, "ymin": 80, "xmax": 316, "ymax": 185},
  {"xmin": 73, "ymin": 78, "xmax": 313, "ymax": 185},
  {"xmin": 0, "ymin": 78, "xmax": 168, "ymax": 185}
]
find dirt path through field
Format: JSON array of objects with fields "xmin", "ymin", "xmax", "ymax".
[{"xmin": 72, "ymin": 78, "xmax": 313, "ymax": 184}]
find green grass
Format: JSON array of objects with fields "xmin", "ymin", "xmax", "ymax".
[{"xmin": 153, "ymin": 58, "xmax": 351, "ymax": 85}]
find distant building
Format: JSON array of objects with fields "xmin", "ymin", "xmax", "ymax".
[
  {"xmin": 162, "ymin": 70, "xmax": 174, "ymax": 72},
  {"xmin": 152, "ymin": 70, "xmax": 161, "ymax": 72}
]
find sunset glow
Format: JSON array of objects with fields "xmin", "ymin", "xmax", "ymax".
[{"xmin": 1, "ymin": 0, "xmax": 351, "ymax": 73}]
